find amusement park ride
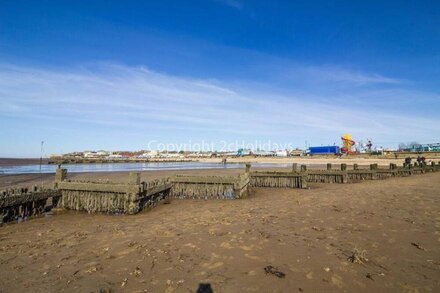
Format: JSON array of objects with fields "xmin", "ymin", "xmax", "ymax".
[
  {"xmin": 341, "ymin": 134, "xmax": 355, "ymax": 154},
  {"xmin": 341, "ymin": 134, "xmax": 373, "ymax": 154}
]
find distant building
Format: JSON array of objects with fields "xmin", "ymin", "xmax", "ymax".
[{"xmin": 275, "ymin": 150, "xmax": 288, "ymax": 157}]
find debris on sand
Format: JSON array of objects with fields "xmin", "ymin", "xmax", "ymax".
[
  {"xmin": 366, "ymin": 272, "xmax": 385, "ymax": 280},
  {"xmin": 347, "ymin": 248, "xmax": 368, "ymax": 264},
  {"xmin": 86, "ymin": 267, "xmax": 98, "ymax": 273},
  {"xmin": 121, "ymin": 278, "xmax": 128, "ymax": 287},
  {"xmin": 411, "ymin": 242, "xmax": 426, "ymax": 251},
  {"xmin": 197, "ymin": 283, "xmax": 213, "ymax": 293},
  {"xmin": 264, "ymin": 265, "xmax": 286, "ymax": 278},
  {"xmin": 332, "ymin": 205, "xmax": 342, "ymax": 212},
  {"xmin": 312, "ymin": 226, "xmax": 324, "ymax": 232},
  {"xmin": 132, "ymin": 267, "xmax": 142, "ymax": 277}
]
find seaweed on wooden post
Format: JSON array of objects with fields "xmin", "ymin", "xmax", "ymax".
[
  {"xmin": 327, "ymin": 163, "xmax": 332, "ymax": 170},
  {"xmin": 340, "ymin": 163, "xmax": 347, "ymax": 171},
  {"xmin": 353, "ymin": 163, "xmax": 359, "ymax": 170},
  {"xmin": 55, "ymin": 167, "xmax": 67, "ymax": 182},
  {"xmin": 128, "ymin": 172, "xmax": 141, "ymax": 185},
  {"xmin": 54, "ymin": 167, "xmax": 67, "ymax": 189}
]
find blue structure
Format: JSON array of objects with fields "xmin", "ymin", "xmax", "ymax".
[
  {"xmin": 408, "ymin": 143, "xmax": 440, "ymax": 152},
  {"xmin": 308, "ymin": 146, "xmax": 340, "ymax": 155}
]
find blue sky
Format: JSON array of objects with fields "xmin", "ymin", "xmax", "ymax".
[{"xmin": 0, "ymin": 0, "xmax": 439, "ymax": 157}]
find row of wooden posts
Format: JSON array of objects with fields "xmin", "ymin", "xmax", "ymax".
[{"xmin": 2, "ymin": 161, "xmax": 439, "ymax": 221}]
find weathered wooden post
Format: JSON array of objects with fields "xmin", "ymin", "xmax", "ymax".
[
  {"xmin": 292, "ymin": 163, "xmax": 297, "ymax": 172},
  {"xmin": 429, "ymin": 161, "xmax": 435, "ymax": 172},
  {"xmin": 54, "ymin": 167, "xmax": 67, "ymax": 189},
  {"xmin": 327, "ymin": 163, "xmax": 332, "ymax": 170},
  {"xmin": 353, "ymin": 163, "xmax": 359, "ymax": 170},
  {"xmin": 55, "ymin": 167, "xmax": 67, "ymax": 182},
  {"xmin": 127, "ymin": 172, "xmax": 141, "ymax": 215},
  {"xmin": 128, "ymin": 172, "xmax": 141, "ymax": 185},
  {"xmin": 340, "ymin": 163, "xmax": 348, "ymax": 183},
  {"xmin": 370, "ymin": 164, "xmax": 377, "ymax": 180},
  {"xmin": 245, "ymin": 163, "xmax": 251, "ymax": 174},
  {"xmin": 300, "ymin": 164, "xmax": 308, "ymax": 189}
]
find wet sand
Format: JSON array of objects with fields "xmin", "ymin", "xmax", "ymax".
[
  {"xmin": 0, "ymin": 158, "xmax": 49, "ymax": 167},
  {"xmin": 1, "ymin": 172, "xmax": 439, "ymax": 292}
]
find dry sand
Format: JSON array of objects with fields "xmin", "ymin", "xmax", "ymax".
[{"xmin": 1, "ymin": 171, "xmax": 439, "ymax": 292}]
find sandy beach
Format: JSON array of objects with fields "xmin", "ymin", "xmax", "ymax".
[{"xmin": 1, "ymin": 170, "xmax": 439, "ymax": 292}]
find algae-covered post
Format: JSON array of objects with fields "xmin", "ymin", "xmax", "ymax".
[
  {"xmin": 353, "ymin": 163, "xmax": 359, "ymax": 170},
  {"xmin": 341, "ymin": 163, "xmax": 347, "ymax": 171},
  {"xmin": 129, "ymin": 172, "xmax": 141, "ymax": 185},
  {"xmin": 327, "ymin": 163, "xmax": 332, "ymax": 170},
  {"xmin": 127, "ymin": 172, "xmax": 141, "ymax": 214},
  {"xmin": 55, "ymin": 167, "xmax": 67, "ymax": 187}
]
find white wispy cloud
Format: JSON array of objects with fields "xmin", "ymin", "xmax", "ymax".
[
  {"xmin": 285, "ymin": 65, "xmax": 402, "ymax": 86},
  {"xmin": 0, "ymin": 62, "xmax": 438, "ymax": 152}
]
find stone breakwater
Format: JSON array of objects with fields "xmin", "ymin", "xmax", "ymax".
[{"xmin": 1, "ymin": 161, "xmax": 439, "ymax": 224}]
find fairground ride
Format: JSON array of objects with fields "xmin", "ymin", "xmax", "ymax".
[{"xmin": 341, "ymin": 133, "xmax": 356, "ymax": 154}]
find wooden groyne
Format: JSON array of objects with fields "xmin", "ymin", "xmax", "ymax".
[
  {"xmin": 56, "ymin": 170, "xmax": 172, "ymax": 214},
  {"xmin": 248, "ymin": 162, "xmax": 440, "ymax": 186},
  {"xmin": 2, "ymin": 161, "xmax": 439, "ymax": 224},
  {"xmin": 0, "ymin": 186, "xmax": 60, "ymax": 223},
  {"xmin": 170, "ymin": 173, "xmax": 250, "ymax": 199}
]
